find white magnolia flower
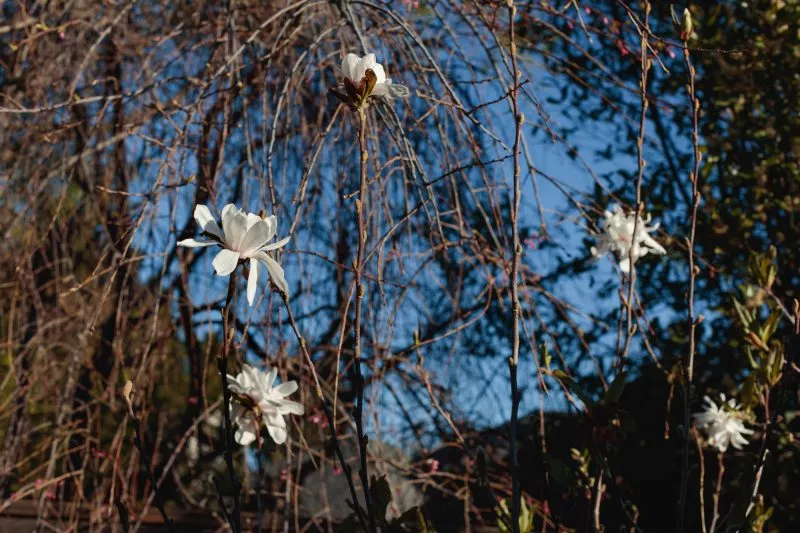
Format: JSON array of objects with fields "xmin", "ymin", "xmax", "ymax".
[
  {"xmin": 591, "ymin": 205, "xmax": 666, "ymax": 273},
  {"xmin": 341, "ymin": 52, "xmax": 409, "ymax": 100},
  {"xmin": 226, "ymin": 364, "xmax": 304, "ymax": 446},
  {"xmin": 177, "ymin": 204, "xmax": 290, "ymax": 303},
  {"xmin": 693, "ymin": 395, "xmax": 754, "ymax": 452}
]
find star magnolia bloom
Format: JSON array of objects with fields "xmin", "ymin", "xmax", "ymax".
[
  {"xmin": 227, "ymin": 364, "xmax": 304, "ymax": 446},
  {"xmin": 591, "ymin": 205, "xmax": 666, "ymax": 273},
  {"xmin": 178, "ymin": 204, "xmax": 289, "ymax": 304},
  {"xmin": 693, "ymin": 395, "xmax": 754, "ymax": 453},
  {"xmin": 341, "ymin": 53, "xmax": 409, "ymax": 100}
]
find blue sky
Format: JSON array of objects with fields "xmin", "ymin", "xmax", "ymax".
[{"xmin": 112, "ymin": 5, "xmax": 705, "ymax": 450}]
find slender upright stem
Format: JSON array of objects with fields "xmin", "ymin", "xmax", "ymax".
[
  {"xmin": 746, "ymin": 387, "xmax": 773, "ymax": 519},
  {"xmin": 593, "ymin": 467, "xmax": 605, "ymax": 532},
  {"xmin": 354, "ymin": 107, "xmax": 376, "ymax": 531},
  {"xmin": 692, "ymin": 428, "xmax": 707, "ymax": 533},
  {"xmin": 281, "ymin": 295, "xmax": 370, "ymax": 531},
  {"xmin": 678, "ymin": 27, "xmax": 702, "ymax": 533},
  {"xmin": 218, "ymin": 274, "xmax": 242, "ymax": 533},
  {"xmin": 507, "ymin": 2, "xmax": 523, "ymax": 531},
  {"xmin": 709, "ymin": 453, "xmax": 725, "ymax": 533},
  {"xmin": 256, "ymin": 439, "xmax": 264, "ymax": 533}
]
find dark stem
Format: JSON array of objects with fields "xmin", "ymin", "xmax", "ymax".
[
  {"xmin": 218, "ymin": 274, "xmax": 242, "ymax": 533},
  {"xmin": 256, "ymin": 443, "xmax": 264, "ymax": 533},
  {"xmin": 709, "ymin": 452, "xmax": 725, "ymax": 533},
  {"xmin": 354, "ymin": 107, "xmax": 376, "ymax": 532},
  {"xmin": 745, "ymin": 386, "xmax": 775, "ymax": 520},
  {"xmin": 212, "ymin": 475, "xmax": 234, "ymax": 527}
]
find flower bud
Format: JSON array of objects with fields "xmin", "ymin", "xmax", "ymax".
[
  {"xmin": 123, "ymin": 380, "xmax": 134, "ymax": 405},
  {"xmin": 681, "ymin": 8, "xmax": 693, "ymax": 41}
]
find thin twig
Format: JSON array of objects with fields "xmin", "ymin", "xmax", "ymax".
[
  {"xmin": 281, "ymin": 295, "xmax": 370, "ymax": 531},
  {"xmin": 678, "ymin": 22, "xmax": 703, "ymax": 531},
  {"xmin": 593, "ymin": 466, "xmax": 605, "ymax": 532},
  {"xmin": 121, "ymin": 382, "xmax": 175, "ymax": 533},
  {"xmin": 692, "ymin": 428, "xmax": 707, "ymax": 533}
]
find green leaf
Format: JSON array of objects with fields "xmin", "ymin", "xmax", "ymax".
[
  {"xmin": 605, "ymin": 371, "xmax": 627, "ymax": 404},
  {"xmin": 768, "ymin": 346, "xmax": 785, "ymax": 386},
  {"xmin": 495, "ymin": 498, "xmax": 513, "ymax": 533},
  {"xmin": 552, "ymin": 370, "xmax": 593, "ymax": 407},
  {"xmin": 760, "ymin": 309, "xmax": 782, "ymax": 344},
  {"xmin": 540, "ymin": 342, "xmax": 552, "ymax": 371},
  {"xmin": 741, "ymin": 375, "xmax": 759, "ymax": 409},
  {"xmin": 733, "ymin": 298, "xmax": 755, "ymax": 329}
]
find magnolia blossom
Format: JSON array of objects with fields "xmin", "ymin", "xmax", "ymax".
[
  {"xmin": 693, "ymin": 395, "xmax": 754, "ymax": 452},
  {"xmin": 178, "ymin": 204, "xmax": 289, "ymax": 303},
  {"xmin": 227, "ymin": 364, "xmax": 304, "ymax": 446},
  {"xmin": 341, "ymin": 53, "xmax": 409, "ymax": 100},
  {"xmin": 591, "ymin": 205, "xmax": 666, "ymax": 273}
]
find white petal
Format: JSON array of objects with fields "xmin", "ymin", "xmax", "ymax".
[
  {"xmin": 247, "ymin": 258, "xmax": 260, "ymax": 306},
  {"xmin": 222, "ymin": 205, "xmax": 248, "ymax": 250},
  {"xmin": 221, "ymin": 203, "xmax": 237, "ymax": 223},
  {"xmin": 259, "ymin": 236, "xmax": 290, "ymax": 252},
  {"xmin": 212, "ymin": 249, "xmax": 240, "ymax": 276},
  {"xmin": 264, "ymin": 413, "xmax": 287, "ymax": 445},
  {"xmin": 361, "ymin": 53, "xmax": 377, "ymax": 69},
  {"xmin": 274, "ymin": 381, "xmax": 298, "ymax": 397},
  {"xmin": 239, "ymin": 220, "xmax": 272, "ymax": 256},
  {"xmin": 235, "ymin": 426, "xmax": 257, "ymax": 446},
  {"xmin": 245, "ymin": 212, "xmax": 261, "ymax": 231},
  {"xmin": 355, "ymin": 53, "xmax": 377, "ymax": 82},
  {"xmin": 370, "ymin": 63, "xmax": 386, "ymax": 85},
  {"xmin": 387, "ymin": 84, "xmax": 410, "ymax": 98},
  {"xmin": 265, "ymin": 367, "xmax": 278, "ymax": 391},
  {"xmin": 238, "ymin": 366, "xmax": 256, "ymax": 389},
  {"xmin": 265, "ymin": 215, "xmax": 277, "ymax": 241},
  {"xmin": 372, "ymin": 83, "xmax": 389, "ymax": 97},
  {"xmin": 242, "ymin": 365, "xmax": 262, "ymax": 394},
  {"xmin": 641, "ymin": 233, "xmax": 666, "ymax": 254},
  {"xmin": 619, "ymin": 258, "xmax": 632, "ymax": 273},
  {"xmin": 227, "ymin": 373, "xmax": 244, "ymax": 392},
  {"xmin": 278, "ymin": 399, "xmax": 304, "ymax": 416},
  {"xmin": 194, "ymin": 204, "xmax": 223, "ymax": 239},
  {"xmin": 177, "ymin": 238, "xmax": 215, "ymax": 248},
  {"xmin": 254, "ymin": 251, "xmax": 289, "ymax": 296},
  {"xmin": 342, "ymin": 53, "xmax": 360, "ymax": 81}
]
